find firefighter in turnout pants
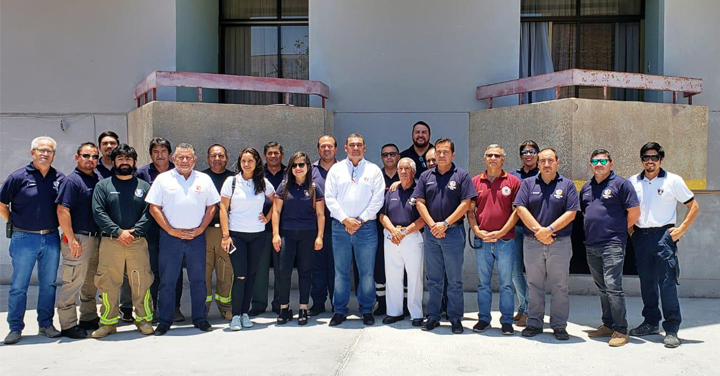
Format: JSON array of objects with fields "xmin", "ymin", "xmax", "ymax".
[{"xmin": 91, "ymin": 144, "xmax": 154, "ymax": 337}]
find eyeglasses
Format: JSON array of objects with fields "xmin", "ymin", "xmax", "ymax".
[
  {"xmin": 641, "ymin": 155, "xmax": 661, "ymax": 162},
  {"xmin": 79, "ymin": 153, "xmax": 100, "ymax": 160},
  {"xmin": 381, "ymin": 152, "xmax": 398, "ymax": 158},
  {"xmin": 485, "ymin": 153, "xmax": 503, "ymax": 159},
  {"xmin": 520, "ymin": 150, "xmax": 537, "ymax": 156},
  {"xmin": 591, "ymin": 158, "xmax": 609, "ymax": 165},
  {"xmin": 291, "ymin": 162, "xmax": 307, "ymax": 169},
  {"xmin": 34, "ymin": 148, "xmax": 55, "ymax": 155}
]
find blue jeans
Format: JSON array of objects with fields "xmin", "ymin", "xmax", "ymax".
[
  {"xmin": 512, "ymin": 227, "xmax": 528, "ymax": 315},
  {"xmin": 158, "ymin": 230, "xmax": 207, "ymax": 327},
  {"xmin": 311, "ymin": 222, "xmax": 334, "ymax": 307},
  {"xmin": 425, "ymin": 225, "xmax": 466, "ymax": 321},
  {"xmin": 7, "ymin": 230, "xmax": 60, "ymax": 332},
  {"xmin": 331, "ymin": 219, "xmax": 377, "ymax": 316},
  {"xmin": 586, "ymin": 243, "xmax": 628, "ymax": 334},
  {"xmin": 631, "ymin": 228, "xmax": 681, "ymax": 333},
  {"xmin": 475, "ymin": 238, "xmax": 515, "ymax": 325}
]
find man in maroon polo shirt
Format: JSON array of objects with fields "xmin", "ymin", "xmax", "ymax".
[{"xmin": 467, "ymin": 144, "xmax": 521, "ymax": 335}]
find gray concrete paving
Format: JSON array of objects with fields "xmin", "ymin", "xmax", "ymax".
[{"xmin": 0, "ymin": 286, "xmax": 718, "ymax": 376}]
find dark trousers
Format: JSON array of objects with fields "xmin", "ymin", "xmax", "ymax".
[
  {"xmin": 311, "ymin": 223, "xmax": 334, "ymax": 307},
  {"xmin": 631, "ymin": 228, "xmax": 682, "ymax": 333},
  {"xmin": 157, "ymin": 230, "xmax": 207, "ymax": 327},
  {"xmin": 424, "ymin": 225, "xmax": 466, "ymax": 321},
  {"xmin": 229, "ymin": 231, "xmax": 266, "ymax": 315},
  {"xmin": 147, "ymin": 224, "xmax": 183, "ymax": 312},
  {"xmin": 277, "ymin": 229, "xmax": 316, "ymax": 306},
  {"xmin": 586, "ymin": 243, "xmax": 628, "ymax": 334},
  {"xmin": 251, "ymin": 231, "xmax": 280, "ymax": 312}
]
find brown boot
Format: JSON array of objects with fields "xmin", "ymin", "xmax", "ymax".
[
  {"xmin": 588, "ymin": 324, "xmax": 614, "ymax": 338},
  {"xmin": 91, "ymin": 325, "xmax": 117, "ymax": 339},
  {"xmin": 135, "ymin": 321, "xmax": 155, "ymax": 335},
  {"xmin": 222, "ymin": 311, "xmax": 233, "ymax": 321},
  {"xmin": 514, "ymin": 314, "xmax": 528, "ymax": 327},
  {"xmin": 609, "ymin": 331, "xmax": 628, "ymax": 347}
]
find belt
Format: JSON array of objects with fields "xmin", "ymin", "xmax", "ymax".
[
  {"xmin": 12, "ymin": 227, "xmax": 56, "ymax": 235},
  {"xmin": 634, "ymin": 224, "xmax": 674, "ymax": 233},
  {"xmin": 75, "ymin": 230, "xmax": 101, "ymax": 237}
]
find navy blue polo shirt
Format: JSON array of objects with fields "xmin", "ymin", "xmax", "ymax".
[
  {"xmin": 0, "ymin": 162, "xmax": 65, "ymax": 231},
  {"xmin": 264, "ymin": 164, "xmax": 286, "ymax": 232},
  {"xmin": 514, "ymin": 173, "xmax": 580, "ymax": 237},
  {"xmin": 136, "ymin": 161, "xmax": 175, "ymax": 185},
  {"xmin": 275, "ymin": 181, "xmax": 324, "ymax": 231},
  {"xmin": 511, "ymin": 166, "xmax": 539, "ymax": 181},
  {"xmin": 96, "ymin": 163, "xmax": 114, "ymax": 179},
  {"xmin": 380, "ymin": 183, "xmax": 420, "ymax": 227},
  {"xmin": 411, "ymin": 163, "xmax": 477, "ymax": 222},
  {"xmin": 400, "ymin": 144, "xmax": 434, "ymax": 179},
  {"xmin": 312, "ymin": 160, "xmax": 336, "ymax": 229},
  {"xmin": 580, "ymin": 172, "xmax": 639, "ymax": 246},
  {"xmin": 55, "ymin": 168, "xmax": 101, "ymax": 233},
  {"xmin": 382, "ymin": 168, "xmax": 399, "ymax": 191}
]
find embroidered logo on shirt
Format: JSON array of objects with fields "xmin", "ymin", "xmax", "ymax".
[
  {"xmin": 195, "ymin": 185, "xmax": 202, "ymax": 194},
  {"xmin": 409, "ymin": 197, "xmax": 417, "ymax": 206},
  {"xmin": 53, "ymin": 181, "xmax": 60, "ymax": 191},
  {"xmin": 553, "ymin": 189, "xmax": 564, "ymax": 199},
  {"xmin": 134, "ymin": 189, "xmax": 144, "ymax": 198},
  {"xmin": 657, "ymin": 188, "xmax": 664, "ymax": 195},
  {"xmin": 501, "ymin": 186, "xmax": 511, "ymax": 197},
  {"xmin": 447, "ymin": 181, "xmax": 457, "ymax": 190},
  {"xmin": 602, "ymin": 189, "xmax": 612, "ymax": 199},
  {"xmin": 532, "ymin": 190, "xmax": 541, "ymax": 195},
  {"xmin": 426, "ymin": 181, "xmax": 435, "ymax": 185},
  {"xmin": 304, "ymin": 190, "xmax": 310, "ymax": 198}
]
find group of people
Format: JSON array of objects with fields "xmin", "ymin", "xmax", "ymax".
[{"xmin": 0, "ymin": 121, "xmax": 699, "ymax": 349}]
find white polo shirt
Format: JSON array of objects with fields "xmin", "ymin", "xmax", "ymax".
[
  {"xmin": 220, "ymin": 175, "xmax": 275, "ymax": 233},
  {"xmin": 628, "ymin": 169, "xmax": 694, "ymax": 228},
  {"xmin": 145, "ymin": 169, "xmax": 221, "ymax": 229},
  {"xmin": 325, "ymin": 158, "xmax": 385, "ymax": 222}
]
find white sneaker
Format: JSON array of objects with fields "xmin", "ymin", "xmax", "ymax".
[
  {"xmin": 230, "ymin": 315, "xmax": 243, "ymax": 331},
  {"xmin": 241, "ymin": 313, "xmax": 254, "ymax": 328}
]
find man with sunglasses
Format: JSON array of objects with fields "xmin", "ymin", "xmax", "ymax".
[
  {"xmin": 1, "ymin": 136, "xmax": 65, "ymax": 345},
  {"xmin": 514, "ymin": 148, "xmax": 579, "ymax": 341},
  {"xmin": 580, "ymin": 149, "xmax": 640, "ymax": 347},
  {"xmin": 510, "ymin": 140, "xmax": 540, "ymax": 327},
  {"xmin": 55, "ymin": 142, "xmax": 103, "ymax": 339},
  {"xmin": 627, "ymin": 142, "xmax": 699, "ymax": 348},
  {"xmin": 400, "ymin": 121, "xmax": 434, "ymax": 178}
]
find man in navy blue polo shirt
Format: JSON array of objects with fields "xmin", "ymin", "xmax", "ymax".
[
  {"xmin": 413, "ymin": 137, "xmax": 477, "ymax": 334},
  {"xmin": 514, "ymin": 147, "xmax": 579, "ymax": 341},
  {"xmin": 1, "ymin": 136, "xmax": 65, "ymax": 345},
  {"xmin": 509, "ymin": 140, "xmax": 540, "ymax": 327},
  {"xmin": 580, "ymin": 149, "xmax": 640, "ymax": 347},
  {"xmin": 310, "ymin": 135, "xmax": 338, "ymax": 316},
  {"xmin": 136, "ymin": 137, "xmax": 183, "ymax": 323},
  {"xmin": 55, "ymin": 142, "xmax": 103, "ymax": 339},
  {"xmin": 249, "ymin": 141, "xmax": 286, "ymax": 316},
  {"xmin": 400, "ymin": 121, "xmax": 434, "ymax": 179},
  {"xmin": 628, "ymin": 142, "xmax": 699, "ymax": 348},
  {"xmin": 96, "ymin": 131, "xmax": 119, "ymax": 179}
]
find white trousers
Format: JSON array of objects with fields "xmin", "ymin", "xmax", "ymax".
[{"xmin": 383, "ymin": 229, "xmax": 424, "ymax": 319}]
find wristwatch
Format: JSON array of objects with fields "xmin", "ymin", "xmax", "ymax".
[{"xmin": 443, "ymin": 220, "xmax": 450, "ymax": 227}]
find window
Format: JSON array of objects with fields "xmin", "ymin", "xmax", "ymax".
[
  {"xmin": 521, "ymin": 0, "xmax": 644, "ymax": 101},
  {"xmin": 220, "ymin": 0, "xmax": 309, "ymax": 106}
]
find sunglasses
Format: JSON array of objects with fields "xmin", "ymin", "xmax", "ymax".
[
  {"xmin": 641, "ymin": 155, "xmax": 661, "ymax": 162},
  {"xmin": 381, "ymin": 152, "xmax": 398, "ymax": 158},
  {"xmin": 485, "ymin": 153, "xmax": 503, "ymax": 159},
  {"xmin": 79, "ymin": 153, "xmax": 100, "ymax": 160},
  {"xmin": 291, "ymin": 162, "xmax": 307, "ymax": 169},
  {"xmin": 520, "ymin": 150, "xmax": 537, "ymax": 156},
  {"xmin": 590, "ymin": 158, "xmax": 609, "ymax": 165}
]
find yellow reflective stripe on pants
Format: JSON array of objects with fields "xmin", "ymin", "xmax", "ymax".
[
  {"xmin": 99, "ymin": 292, "xmax": 118, "ymax": 325},
  {"xmin": 135, "ymin": 290, "xmax": 153, "ymax": 322},
  {"xmin": 215, "ymin": 293, "xmax": 231, "ymax": 304},
  {"xmin": 206, "ymin": 295, "xmax": 213, "ymax": 303}
]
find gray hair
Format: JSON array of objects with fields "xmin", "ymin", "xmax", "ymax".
[
  {"xmin": 31, "ymin": 136, "xmax": 57, "ymax": 151},
  {"xmin": 173, "ymin": 143, "xmax": 195, "ymax": 157},
  {"xmin": 398, "ymin": 157, "xmax": 416, "ymax": 171},
  {"xmin": 485, "ymin": 144, "xmax": 506, "ymax": 157}
]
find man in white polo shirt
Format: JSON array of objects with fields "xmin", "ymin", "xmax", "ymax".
[
  {"xmin": 325, "ymin": 133, "xmax": 385, "ymax": 327},
  {"xmin": 146, "ymin": 143, "xmax": 220, "ymax": 335},
  {"xmin": 627, "ymin": 142, "xmax": 699, "ymax": 348}
]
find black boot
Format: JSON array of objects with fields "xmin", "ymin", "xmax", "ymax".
[
  {"xmin": 277, "ymin": 308, "xmax": 293, "ymax": 325},
  {"xmin": 298, "ymin": 309, "xmax": 308, "ymax": 326}
]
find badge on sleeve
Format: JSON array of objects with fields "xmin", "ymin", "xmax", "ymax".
[
  {"xmin": 135, "ymin": 189, "xmax": 144, "ymax": 197},
  {"xmin": 448, "ymin": 181, "xmax": 457, "ymax": 190},
  {"xmin": 501, "ymin": 186, "xmax": 511, "ymax": 197},
  {"xmin": 553, "ymin": 189, "xmax": 564, "ymax": 199},
  {"xmin": 602, "ymin": 189, "xmax": 612, "ymax": 199}
]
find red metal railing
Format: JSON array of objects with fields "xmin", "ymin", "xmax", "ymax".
[
  {"xmin": 476, "ymin": 69, "xmax": 702, "ymax": 108},
  {"xmin": 134, "ymin": 71, "xmax": 330, "ymax": 108}
]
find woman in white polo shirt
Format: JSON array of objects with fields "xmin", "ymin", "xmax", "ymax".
[{"xmin": 219, "ymin": 147, "xmax": 275, "ymax": 331}]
